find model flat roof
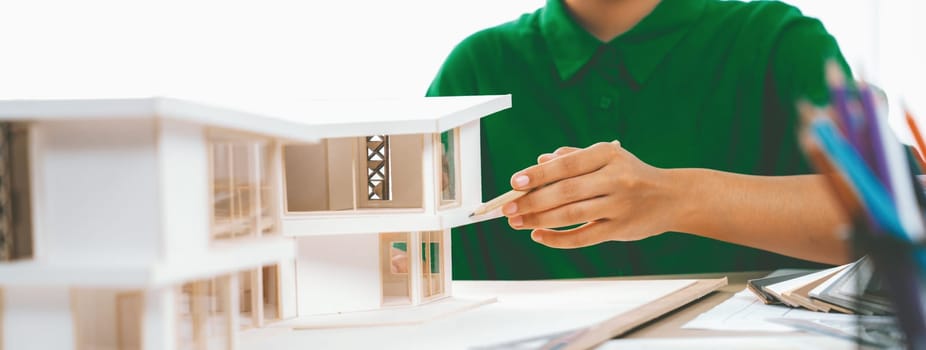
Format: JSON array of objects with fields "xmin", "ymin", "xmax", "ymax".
[{"xmin": 0, "ymin": 95, "xmax": 511, "ymax": 141}]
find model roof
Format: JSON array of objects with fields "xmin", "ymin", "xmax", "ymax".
[{"xmin": 0, "ymin": 95, "xmax": 511, "ymax": 141}]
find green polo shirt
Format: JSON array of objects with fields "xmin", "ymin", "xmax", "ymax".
[{"xmin": 427, "ymin": 0, "xmax": 849, "ymax": 280}]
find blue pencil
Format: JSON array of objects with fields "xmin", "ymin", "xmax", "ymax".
[{"xmin": 810, "ymin": 117, "xmax": 907, "ymax": 240}]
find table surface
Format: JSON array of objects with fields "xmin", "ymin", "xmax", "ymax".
[{"xmin": 599, "ymin": 270, "xmax": 783, "ymax": 339}]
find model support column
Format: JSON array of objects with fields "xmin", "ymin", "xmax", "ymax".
[
  {"xmin": 3, "ymin": 287, "xmax": 75, "ymax": 350},
  {"xmin": 142, "ymin": 287, "xmax": 177, "ymax": 350},
  {"xmin": 220, "ymin": 273, "xmax": 240, "ymax": 350},
  {"xmin": 442, "ymin": 228, "xmax": 453, "ymax": 297},
  {"xmin": 408, "ymin": 231, "xmax": 423, "ymax": 305}
]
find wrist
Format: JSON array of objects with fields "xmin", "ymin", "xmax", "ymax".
[{"xmin": 661, "ymin": 168, "xmax": 704, "ymax": 234}]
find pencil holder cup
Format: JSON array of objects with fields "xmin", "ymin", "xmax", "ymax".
[{"xmin": 849, "ymin": 225, "xmax": 926, "ymax": 348}]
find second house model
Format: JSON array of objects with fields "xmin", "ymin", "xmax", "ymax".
[
  {"xmin": 280, "ymin": 96, "xmax": 511, "ymax": 317},
  {"xmin": 0, "ymin": 94, "xmax": 511, "ymax": 350}
]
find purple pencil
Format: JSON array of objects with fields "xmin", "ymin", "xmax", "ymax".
[
  {"xmin": 825, "ymin": 61, "xmax": 871, "ymax": 163},
  {"xmin": 858, "ymin": 82, "xmax": 894, "ymax": 196}
]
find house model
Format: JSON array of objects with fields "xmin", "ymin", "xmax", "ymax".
[{"xmin": 0, "ymin": 94, "xmax": 511, "ymax": 350}]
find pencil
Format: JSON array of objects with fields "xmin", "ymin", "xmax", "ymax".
[
  {"xmin": 825, "ymin": 61, "xmax": 856, "ymax": 139},
  {"xmin": 797, "ymin": 102, "xmax": 863, "ymax": 218},
  {"xmin": 904, "ymin": 107, "xmax": 926, "ymax": 171},
  {"xmin": 857, "ymin": 83, "xmax": 892, "ymax": 195},
  {"xmin": 468, "ymin": 189, "xmax": 528, "ymax": 217}
]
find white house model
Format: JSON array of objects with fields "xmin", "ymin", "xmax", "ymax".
[{"xmin": 0, "ymin": 94, "xmax": 511, "ymax": 350}]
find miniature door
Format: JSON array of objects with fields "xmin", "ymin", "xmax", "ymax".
[
  {"xmin": 380, "ymin": 232, "xmax": 412, "ymax": 306},
  {"xmin": 419, "ymin": 231, "xmax": 445, "ymax": 300},
  {"xmin": 238, "ymin": 264, "xmax": 283, "ymax": 328},
  {"xmin": 177, "ymin": 275, "xmax": 240, "ymax": 350},
  {"xmin": 378, "ymin": 231, "xmax": 447, "ymax": 305}
]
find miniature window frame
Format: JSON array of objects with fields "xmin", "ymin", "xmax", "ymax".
[
  {"xmin": 237, "ymin": 264, "xmax": 281, "ymax": 328},
  {"xmin": 379, "ymin": 232, "xmax": 412, "ymax": 307},
  {"xmin": 419, "ymin": 231, "xmax": 445, "ymax": 301},
  {"xmin": 0, "ymin": 122, "xmax": 33, "ymax": 262},
  {"xmin": 207, "ymin": 129, "xmax": 280, "ymax": 242},
  {"xmin": 178, "ymin": 276, "xmax": 235, "ymax": 350},
  {"xmin": 437, "ymin": 128, "xmax": 461, "ymax": 209},
  {"xmin": 261, "ymin": 264, "xmax": 281, "ymax": 323},
  {"xmin": 0, "ymin": 122, "xmax": 12, "ymax": 261}
]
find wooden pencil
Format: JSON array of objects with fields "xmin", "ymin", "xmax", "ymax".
[
  {"xmin": 469, "ymin": 189, "xmax": 528, "ymax": 217},
  {"xmin": 904, "ymin": 108, "xmax": 926, "ymax": 172}
]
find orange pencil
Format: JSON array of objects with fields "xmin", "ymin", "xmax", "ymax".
[{"xmin": 904, "ymin": 107, "xmax": 926, "ymax": 172}]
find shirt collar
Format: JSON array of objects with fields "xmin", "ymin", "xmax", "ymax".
[{"xmin": 540, "ymin": 0, "xmax": 707, "ymax": 83}]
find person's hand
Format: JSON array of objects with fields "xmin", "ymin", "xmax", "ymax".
[
  {"xmin": 389, "ymin": 247, "xmax": 427, "ymax": 274},
  {"xmin": 390, "ymin": 248, "xmax": 409, "ymax": 273},
  {"xmin": 502, "ymin": 141, "xmax": 683, "ymax": 248}
]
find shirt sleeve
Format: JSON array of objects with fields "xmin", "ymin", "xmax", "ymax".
[
  {"xmin": 769, "ymin": 12, "xmax": 851, "ymax": 108},
  {"xmin": 762, "ymin": 8, "xmax": 852, "ymax": 175}
]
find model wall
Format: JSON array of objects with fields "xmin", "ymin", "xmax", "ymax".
[
  {"xmin": 295, "ymin": 234, "xmax": 380, "ymax": 315},
  {"xmin": 35, "ymin": 119, "xmax": 163, "ymax": 265},
  {"xmin": 158, "ymin": 120, "xmax": 210, "ymax": 261}
]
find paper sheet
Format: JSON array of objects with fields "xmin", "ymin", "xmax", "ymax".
[
  {"xmin": 682, "ymin": 288, "xmax": 859, "ymax": 332},
  {"xmin": 597, "ymin": 336, "xmax": 856, "ymax": 349},
  {"xmin": 243, "ymin": 279, "xmax": 697, "ymax": 350}
]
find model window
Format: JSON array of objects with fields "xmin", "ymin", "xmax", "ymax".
[
  {"xmin": 420, "ymin": 231, "xmax": 444, "ymax": 299},
  {"xmin": 239, "ymin": 264, "xmax": 280, "ymax": 329},
  {"xmin": 0, "ymin": 123, "xmax": 33, "ymax": 261},
  {"xmin": 439, "ymin": 129, "xmax": 460, "ymax": 205},
  {"xmin": 380, "ymin": 232, "xmax": 411, "ymax": 306},
  {"xmin": 178, "ymin": 278, "xmax": 232, "ymax": 350},
  {"xmin": 209, "ymin": 136, "xmax": 277, "ymax": 240}
]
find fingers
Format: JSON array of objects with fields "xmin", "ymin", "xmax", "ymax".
[
  {"xmin": 512, "ymin": 142, "xmax": 621, "ymax": 191},
  {"xmin": 530, "ymin": 220, "xmax": 614, "ymax": 249},
  {"xmin": 537, "ymin": 147, "xmax": 579, "ymax": 163},
  {"xmin": 504, "ymin": 172, "xmax": 611, "ymax": 218},
  {"xmin": 508, "ymin": 196, "xmax": 611, "ymax": 229}
]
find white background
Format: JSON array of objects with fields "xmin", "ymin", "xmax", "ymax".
[{"xmin": 0, "ymin": 0, "xmax": 922, "ymax": 115}]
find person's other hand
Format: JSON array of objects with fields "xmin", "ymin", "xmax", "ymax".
[
  {"xmin": 390, "ymin": 248, "xmax": 409, "ymax": 274},
  {"xmin": 389, "ymin": 247, "xmax": 428, "ymax": 274},
  {"xmin": 502, "ymin": 141, "xmax": 683, "ymax": 248}
]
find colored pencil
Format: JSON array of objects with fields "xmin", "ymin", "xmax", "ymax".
[
  {"xmin": 811, "ymin": 117, "xmax": 907, "ymax": 240},
  {"xmin": 825, "ymin": 61, "xmax": 859, "ymax": 143},
  {"xmin": 905, "ymin": 107, "xmax": 926, "ymax": 171},
  {"xmin": 858, "ymin": 83, "xmax": 893, "ymax": 195},
  {"xmin": 469, "ymin": 189, "xmax": 528, "ymax": 217}
]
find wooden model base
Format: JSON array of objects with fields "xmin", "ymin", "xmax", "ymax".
[{"xmin": 270, "ymin": 296, "xmax": 497, "ymax": 330}]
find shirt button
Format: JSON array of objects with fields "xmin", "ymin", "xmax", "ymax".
[{"xmin": 599, "ymin": 96, "xmax": 613, "ymax": 109}]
